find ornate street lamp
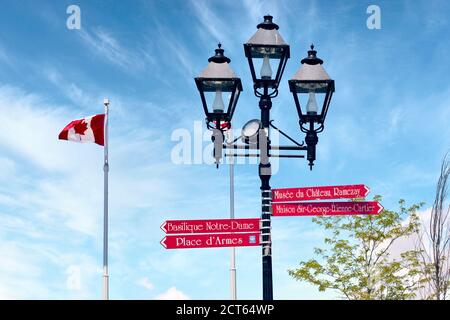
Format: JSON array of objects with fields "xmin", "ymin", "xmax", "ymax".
[
  {"xmin": 289, "ymin": 44, "xmax": 334, "ymax": 125},
  {"xmin": 243, "ymin": 15, "xmax": 291, "ymax": 302},
  {"xmin": 244, "ymin": 15, "xmax": 290, "ymax": 91},
  {"xmin": 194, "ymin": 16, "xmax": 335, "ymax": 302},
  {"xmin": 195, "ymin": 44, "xmax": 243, "ymax": 130},
  {"xmin": 289, "ymin": 44, "xmax": 335, "ymax": 169}
]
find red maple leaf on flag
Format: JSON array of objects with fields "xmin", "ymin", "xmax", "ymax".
[
  {"xmin": 59, "ymin": 114, "xmax": 104, "ymax": 145},
  {"xmin": 74, "ymin": 120, "xmax": 88, "ymax": 135}
]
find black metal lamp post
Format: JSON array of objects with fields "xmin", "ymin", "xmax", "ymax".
[
  {"xmin": 289, "ymin": 45, "xmax": 335, "ymax": 170},
  {"xmin": 243, "ymin": 14, "xmax": 290, "ymax": 301},
  {"xmin": 194, "ymin": 16, "xmax": 334, "ymax": 301}
]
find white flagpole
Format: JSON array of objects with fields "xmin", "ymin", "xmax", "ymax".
[
  {"xmin": 227, "ymin": 128, "xmax": 237, "ymax": 300},
  {"xmin": 103, "ymin": 98, "xmax": 110, "ymax": 300},
  {"xmin": 230, "ymin": 157, "xmax": 237, "ymax": 300}
]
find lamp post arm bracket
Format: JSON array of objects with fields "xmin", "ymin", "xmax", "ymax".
[
  {"xmin": 229, "ymin": 136, "xmax": 242, "ymax": 145},
  {"xmin": 270, "ymin": 120, "xmax": 304, "ymax": 147}
]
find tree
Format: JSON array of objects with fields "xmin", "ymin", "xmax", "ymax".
[
  {"xmin": 288, "ymin": 197, "xmax": 426, "ymax": 299},
  {"xmin": 416, "ymin": 152, "xmax": 450, "ymax": 300}
]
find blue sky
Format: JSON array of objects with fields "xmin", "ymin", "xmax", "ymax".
[{"xmin": 0, "ymin": 0, "xmax": 449, "ymax": 299}]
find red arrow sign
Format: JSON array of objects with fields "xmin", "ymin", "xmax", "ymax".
[
  {"xmin": 272, "ymin": 201, "xmax": 383, "ymax": 217},
  {"xmin": 160, "ymin": 232, "xmax": 261, "ymax": 249},
  {"xmin": 272, "ymin": 184, "xmax": 370, "ymax": 202},
  {"xmin": 160, "ymin": 218, "xmax": 260, "ymax": 234}
]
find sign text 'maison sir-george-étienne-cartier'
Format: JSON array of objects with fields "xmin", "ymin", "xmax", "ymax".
[{"xmin": 272, "ymin": 201, "xmax": 383, "ymax": 216}]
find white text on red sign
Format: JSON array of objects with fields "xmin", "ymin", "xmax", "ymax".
[
  {"xmin": 272, "ymin": 201, "xmax": 383, "ymax": 216},
  {"xmin": 160, "ymin": 232, "xmax": 261, "ymax": 249},
  {"xmin": 161, "ymin": 218, "xmax": 260, "ymax": 234},
  {"xmin": 272, "ymin": 184, "xmax": 370, "ymax": 202}
]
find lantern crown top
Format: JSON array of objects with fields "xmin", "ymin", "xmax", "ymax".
[
  {"xmin": 257, "ymin": 15, "xmax": 279, "ymax": 30},
  {"xmin": 301, "ymin": 44, "xmax": 324, "ymax": 65},
  {"xmin": 246, "ymin": 15, "xmax": 288, "ymax": 47},
  {"xmin": 208, "ymin": 43, "xmax": 231, "ymax": 64},
  {"xmin": 198, "ymin": 44, "xmax": 240, "ymax": 79}
]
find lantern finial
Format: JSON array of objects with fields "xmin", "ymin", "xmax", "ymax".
[
  {"xmin": 257, "ymin": 14, "xmax": 279, "ymax": 30},
  {"xmin": 208, "ymin": 43, "xmax": 230, "ymax": 63},
  {"xmin": 301, "ymin": 44, "xmax": 323, "ymax": 65}
]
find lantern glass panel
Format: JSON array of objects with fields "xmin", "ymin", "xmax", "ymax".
[
  {"xmin": 296, "ymin": 89, "xmax": 327, "ymax": 116},
  {"xmin": 251, "ymin": 57, "xmax": 280, "ymax": 80},
  {"xmin": 203, "ymin": 90, "xmax": 233, "ymax": 114}
]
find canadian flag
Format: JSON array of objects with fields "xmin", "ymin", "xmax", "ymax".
[{"xmin": 58, "ymin": 114, "xmax": 106, "ymax": 146}]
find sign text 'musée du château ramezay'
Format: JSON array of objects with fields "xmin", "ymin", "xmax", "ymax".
[{"xmin": 272, "ymin": 184, "xmax": 370, "ymax": 202}]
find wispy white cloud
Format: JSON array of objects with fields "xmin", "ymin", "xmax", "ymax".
[
  {"xmin": 37, "ymin": 65, "xmax": 132, "ymax": 120},
  {"xmin": 155, "ymin": 286, "xmax": 189, "ymax": 300},
  {"xmin": 78, "ymin": 27, "xmax": 153, "ymax": 73},
  {"xmin": 0, "ymin": 85, "xmax": 88, "ymax": 172},
  {"xmin": 0, "ymin": 157, "xmax": 15, "ymax": 179},
  {"xmin": 137, "ymin": 277, "xmax": 154, "ymax": 291},
  {"xmin": 189, "ymin": 0, "xmax": 232, "ymax": 47},
  {"xmin": 0, "ymin": 242, "xmax": 48, "ymax": 299},
  {"xmin": 242, "ymin": 0, "xmax": 280, "ymax": 24},
  {"xmin": 0, "ymin": 240, "xmax": 102, "ymax": 299},
  {"xmin": 43, "ymin": 68, "xmax": 99, "ymax": 110},
  {"xmin": 151, "ymin": 21, "xmax": 196, "ymax": 80}
]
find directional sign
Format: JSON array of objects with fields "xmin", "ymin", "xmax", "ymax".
[
  {"xmin": 272, "ymin": 201, "xmax": 383, "ymax": 217},
  {"xmin": 161, "ymin": 218, "xmax": 260, "ymax": 235},
  {"xmin": 160, "ymin": 232, "xmax": 261, "ymax": 249},
  {"xmin": 272, "ymin": 184, "xmax": 370, "ymax": 202}
]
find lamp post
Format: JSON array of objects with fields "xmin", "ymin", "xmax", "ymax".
[
  {"xmin": 195, "ymin": 16, "xmax": 334, "ymax": 301},
  {"xmin": 243, "ymin": 15, "xmax": 290, "ymax": 301}
]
